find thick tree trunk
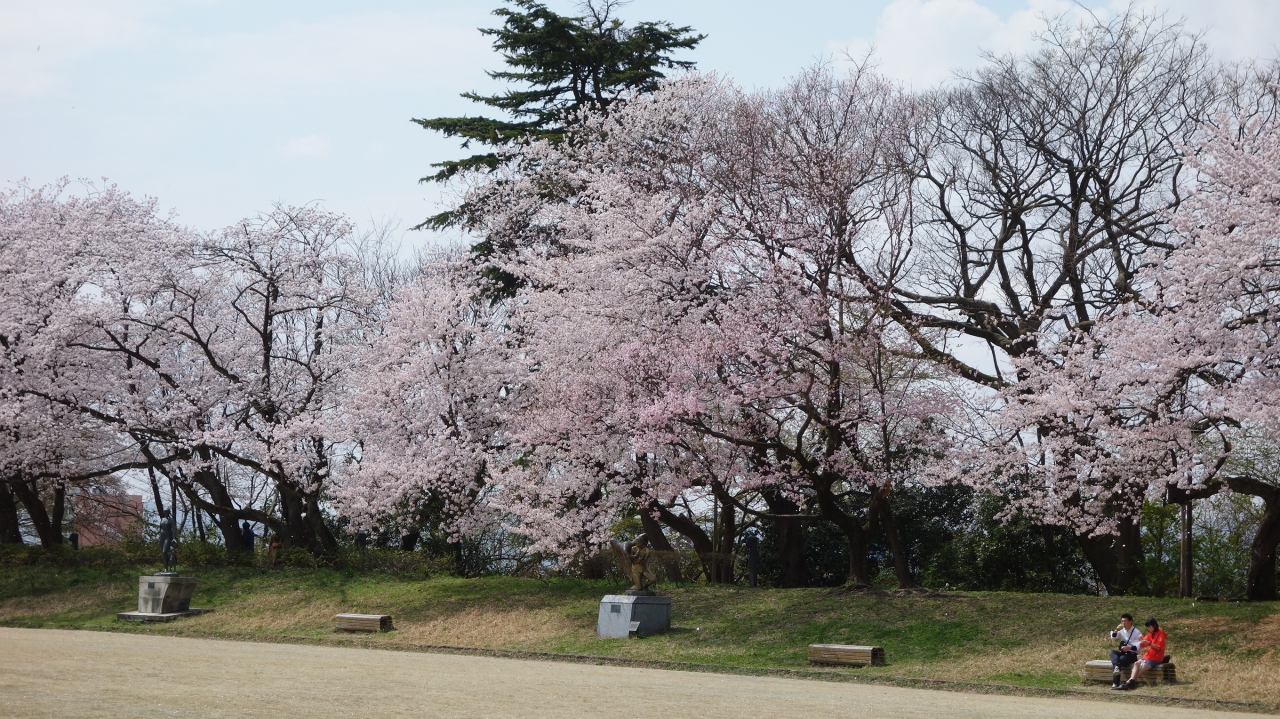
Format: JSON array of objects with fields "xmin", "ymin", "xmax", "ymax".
[
  {"xmin": 146, "ymin": 445, "xmax": 248, "ymax": 553},
  {"xmin": 761, "ymin": 490, "xmax": 807, "ymax": 587},
  {"xmin": 191, "ymin": 474, "xmax": 245, "ymax": 554},
  {"xmin": 10, "ymin": 477, "xmax": 64, "ymax": 548},
  {"xmin": 0, "ymin": 481, "xmax": 23, "ymax": 544},
  {"xmin": 710, "ymin": 490, "xmax": 736, "ymax": 584},
  {"xmin": 277, "ymin": 483, "xmax": 336, "ymax": 554},
  {"xmin": 843, "ymin": 527, "xmax": 870, "ymax": 586},
  {"xmin": 879, "ymin": 500, "xmax": 915, "ymax": 589},
  {"xmin": 309, "ymin": 494, "xmax": 337, "ymax": 553},
  {"xmin": 653, "ymin": 504, "xmax": 716, "ymax": 583},
  {"xmin": 1245, "ymin": 503, "xmax": 1280, "ymax": 601},
  {"xmin": 1221, "ymin": 475, "xmax": 1280, "ymax": 601},
  {"xmin": 814, "ymin": 481, "xmax": 871, "ymax": 586},
  {"xmin": 578, "ymin": 550, "xmax": 607, "ymax": 579},
  {"xmin": 720, "ymin": 501, "xmax": 736, "ymax": 583},
  {"xmin": 639, "ymin": 507, "xmax": 685, "ymax": 583},
  {"xmin": 401, "ymin": 530, "xmax": 420, "ymax": 552},
  {"xmin": 1075, "ymin": 515, "xmax": 1142, "ymax": 596}
]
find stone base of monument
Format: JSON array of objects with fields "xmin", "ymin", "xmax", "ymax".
[
  {"xmin": 597, "ymin": 593, "xmax": 670, "ymax": 638},
  {"xmin": 116, "ymin": 573, "xmax": 212, "ymax": 622}
]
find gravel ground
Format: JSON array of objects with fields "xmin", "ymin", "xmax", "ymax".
[{"xmin": 0, "ymin": 628, "xmax": 1246, "ymax": 719}]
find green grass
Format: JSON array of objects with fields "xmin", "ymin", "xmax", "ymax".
[{"xmin": 2, "ymin": 564, "xmax": 1278, "ymax": 709}]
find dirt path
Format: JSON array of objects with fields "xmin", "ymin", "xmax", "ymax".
[{"xmin": 0, "ymin": 628, "xmax": 1247, "ymax": 719}]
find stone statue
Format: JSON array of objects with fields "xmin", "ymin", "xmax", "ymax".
[
  {"xmin": 609, "ymin": 533, "xmax": 658, "ymax": 593},
  {"xmin": 158, "ymin": 509, "xmax": 177, "ymax": 574}
]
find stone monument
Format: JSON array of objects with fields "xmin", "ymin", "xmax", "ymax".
[
  {"xmin": 117, "ymin": 510, "xmax": 212, "ymax": 623},
  {"xmin": 597, "ymin": 533, "xmax": 671, "ymax": 638}
]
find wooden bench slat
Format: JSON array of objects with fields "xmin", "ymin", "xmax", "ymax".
[
  {"xmin": 335, "ymin": 613, "xmax": 394, "ymax": 632},
  {"xmin": 1083, "ymin": 659, "xmax": 1176, "ymax": 684},
  {"xmin": 808, "ymin": 644, "xmax": 886, "ymax": 666}
]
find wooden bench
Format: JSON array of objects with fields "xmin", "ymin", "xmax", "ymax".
[
  {"xmin": 808, "ymin": 644, "xmax": 886, "ymax": 667},
  {"xmin": 1084, "ymin": 659, "xmax": 1177, "ymax": 684},
  {"xmin": 335, "ymin": 613, "xmax": 394, "ymax": 632}
]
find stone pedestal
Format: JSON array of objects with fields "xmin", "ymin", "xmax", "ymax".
[
  {"xmin": 597, "ymin": 594, "xmax": 670, "ymax": 638},
  {"xmin": 117, "ymin": 574, "xmax": 212, "ymax": 622}
]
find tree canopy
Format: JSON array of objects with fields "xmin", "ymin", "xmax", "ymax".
[{"xmin": 412, "ymin": 0, "xmax": 703, "ymax": 230}]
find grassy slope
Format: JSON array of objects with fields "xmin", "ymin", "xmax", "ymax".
[{"xmin": 2, "ymin": 565, "xmax": 1278, "ymax": 709}]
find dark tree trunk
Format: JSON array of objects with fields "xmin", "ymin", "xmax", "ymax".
[
  {"xmin": 879, "ymin": 500, "xmax": 915, "ymax": 588},
  {"xmin": 579, "ymin": 550, "xmax": 607, "ymax": 579},
  {"xmin": 1167, "ymin": 482, "xmax": 1220, "ymax": 599},
  {"xmin": 814, "ymin": 480, "xmax": 871, "ymax": 586},
  {"xmin": 10, "ymin": 477, "xmax": 64, "ymax": 548},
  {"xmin": 147, "ymin": 466, "xmax": 166, "ymax": 518},
  {"xmin": 0, "ymin": 481, "xmax": 23, "ymax": 544},
  {"xmin": 144, "ymin": 444, "xmax": 248, "ymax": 553},
  {"xmin": 1224, "ymin": 476, "xmax": 1280, "ymax": 601},
  {"xmin": 274, "ymin": 483, "xmax": 338, "ymax": 554},
  {"xmin": 401, "ymin": 530, "xmax": 420, "ymax": 552},
  {"xmin": 305, "ymin": 492, "xmax": 337, "ymax": 553},
  {"xmin": 708, "ymin": 488, "xmax": 736, "ymax": 584},
  {"xmin": 215, "ymin": 511, "xmax": 245, "ymax": 552},
  {"xmin": 717, "ymin": 497, "xmax": 736, "ymax": 583},
  {"xmin": 278, "ymin": 484, "xmax": 311, "ymax": 551},
  {"xmin": 762, "ymin": 490, "xmax": 807, "ymax": 588},
  {"xmin": 194, "ymin": 473, "xmax": 245, "ymax": 554},
  {"xmin": 1075, "ymin": 515, "xmax": 1142, "ymax": 595},
  {"xmin": 653, "ymin": 503, "xmax": 716, "ymax": 583},
  {"xmin": 639, "ymin": 506, "xmax": 684, "ymax": 583},
  {"xmin": 1179, "ymin": 501, "xmax": 1194, "ymax": 599},
  {"xmin": 1246, "ymin": 503, "xmax": 1280, "ymax": 601}
]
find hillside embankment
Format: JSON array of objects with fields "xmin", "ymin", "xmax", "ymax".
[{"xmin": 2, "ymin": 565, "xmax": 1277, "ymax": 711}]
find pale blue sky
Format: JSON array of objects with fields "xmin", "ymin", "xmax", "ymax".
[{"xmin": 2, "ymin": 0, "xmax": 1277, "ymax": 247}]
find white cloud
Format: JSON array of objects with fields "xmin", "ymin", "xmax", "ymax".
[
  {"xmin": 839, "ymin": 0, "xmax": 1095, "ymax": 86},
  {"xmin": 1142, "ymin": 0, "xmax": 1280, "ymax": 63},
  {"xmin": 0, "ymin": 0, "xmax": 158, "ymax": 97},
  {"xmin": 174, "ymin": 11, "xmax": 493, "ymax": 106},
  {"xmin": 279, "ymin": 133, "xmax": 330, "ymax": 158},
  {"xmin": 840, "ymin": 0, "xmax": 1280, "ymax": 88}
]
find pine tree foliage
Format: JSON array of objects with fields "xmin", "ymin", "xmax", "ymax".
[{"xmin": 412, "ymin": 0, "xmax": 703, "ymax": 231}]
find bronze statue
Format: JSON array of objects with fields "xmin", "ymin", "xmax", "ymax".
[
  {"xmin": 158, "ymin": 509, "xmax": 177, "ymax": 573},
  {"xmin": 609, "ymin": 533, "xmax": 658, "ymax": 593}
]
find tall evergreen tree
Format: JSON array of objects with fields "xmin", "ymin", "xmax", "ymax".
[{"xmin": 413, "ymin": 0, "xmax": 703, "ymax": 231}]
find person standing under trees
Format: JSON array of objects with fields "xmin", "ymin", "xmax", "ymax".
[
  {"xmin": 1108, "ymin": 613, "xmax": 1142, "ymax": 689},
  {"xmin": 240, "ymin": 522, "xmax": 256, "ymax": 553},
  {"xmin": 267, "ymin": 532, "xmax": 283, "ymax": 566}
]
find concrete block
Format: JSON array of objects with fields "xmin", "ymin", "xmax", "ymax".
[
  {"xmin": 597, "ymin": 594, "xmax": 671, "ymax": 638},
  {"xmin": 117, "ymin": 574, "xmax": 209, "ymax": 622},
  {"xmin": 137, "ymin": 574, "xmax": 197, "ymax": 614}
]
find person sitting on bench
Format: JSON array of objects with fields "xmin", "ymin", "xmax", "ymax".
[
  {"xmin": 1122, "ymin": 617, "xmax": 1168, "ymax": 690},
  {"xmin": 1108, "ymin": 613, "xmax": 1142, "ymax": 689}
]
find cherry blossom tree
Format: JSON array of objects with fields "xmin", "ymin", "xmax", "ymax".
[
  {"xmin": 0, "ymin": 182, "xmax": 182, "ymax": 546},
  {"xmin": 886, "ymin": 11, "xmax": 1244, "ymax": 594},
  {"xmin": 968, "ymin": 92, "xmax": 1280, "ymax": 598},
  {"xmin": 32, "ymin": 202, "xmax": 373, "ymax": 553},
  {"xmin": 333, "ymin": 254, "xmax": 513, "ymax": 550},
  {"xmin": 458, "ymin": 67, "xmax": 957, "ymax": 586},
  {"xmin": 1106, "ymin": 111, "xmax": 1280, "ymax": 599}
]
